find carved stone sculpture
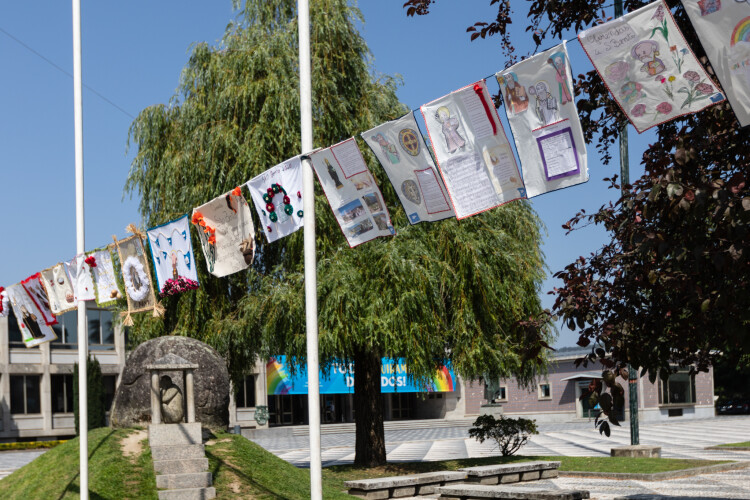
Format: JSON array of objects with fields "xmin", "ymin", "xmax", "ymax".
[{"xmin": 160, "ymin": 375, "xmax": 185, "ymax": 424}]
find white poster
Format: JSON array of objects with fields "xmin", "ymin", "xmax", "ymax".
[
  {"xmin": 579, "ymin": 0, "xmax": 725, "ymax": 133},
  {"xmin": 147, "ymin": 214, "xmax": 199, "ymax": 295},
  {"xmin": 310, "ymin": 138, "xmax": 395, "ymax": 247},
  {"xmin": 40, "ymin": 263, "xmax": 77, "ymax": 315},
  {"xmin": 497, "ymin": 43, "xmax": 589, "ymax": 198},
  {"xmin": 89, "ymin": 248, "xmax": 121, "ymax": 306},
  {"xmin": 247, "ymin": 156, "xmax": 305, "ymax": 243},
  {"xmin": 683, "ymin": 0, "xmax": 750, "ymax": 127},
  {"xmin": 65, "ymin": 254, "xmax": 96, "ymax": 302},
  {"xmin": 192, "ymin": 187, "xmax": 256, "ymax": 278},
  {"xmin": 5, "ymin": 284, "xmax": 58, "ymax": 348},
  {"xmin": 0, "ymin": 288, "xmax": 9, "ymax": 318},
  {"xmin": 362, "ymin": 112, "xmax": 454, "ymax": 224},
  {"xmin": 21, "ymin": 273, "xmax": 57, "ymax": 326},
  {"xmin": 420, "ymin": 80, "xmax": 525, "ymax": 219}
]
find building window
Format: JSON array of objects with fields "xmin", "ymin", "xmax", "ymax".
[
  {"xmin": 8, "ymin": 310, "xmax": 25, "ymax": 348},
  {"xmin": 538, "ymin": 383, "xmax": 551, "ymax": 400},
  {"xmin": 659, "ymin": 368, "xmax": 696, "ymax": 405},
  {"xmin": 497, "ymin": 386, "xmax": 508, "ymax": 402},
  {"xmin": 51, "ymin": 375, "xmax": 75, "ymax": 413},
  {"xmin": 235, "ymin": 375, "xmax": 256, "ymax": 408},
  {"xmin": 51, "ymin": 310, "xmax": 79, "ymax": 349},
  {"xmin": 103, "ymin": 375, "xmax": 117, "ymax": 411},
  {"xmin": 88, "ymin": 309, "xmax": 115, "ymax": 350},
  {"xmin": 427, "ymin": 392, "xmax": 444, "ymax": 399},
  {"xmin": 10, "ymin": 375, "xmax": 41, "ymax": 414}
]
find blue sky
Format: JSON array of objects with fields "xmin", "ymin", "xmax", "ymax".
[{"xmin": 0, "ymin": 1, "xmax": 653, "ymax": 347}]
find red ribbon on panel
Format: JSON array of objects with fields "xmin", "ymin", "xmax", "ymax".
[{"xmin": 474, "ymin": 83, "xmax": 497, "ymax": 136}]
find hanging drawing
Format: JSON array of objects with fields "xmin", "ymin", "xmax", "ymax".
[
  {"xmin": 363, "ymin": 112, "xmax": 455, "ymax": 224},
  {"xmin": 21, "ymin": 273, "xmax": 57, "ymax": 326},
  {"xmin": 64, "ymin": 254, "xmax": 96, "ymax": 302},
  {"xmin": 88, "ymin": 248, "xmax": 122, "ymax": 306},
  {"xmin": 5, "ymin": 284, "xmax": 58, "ymax": 348},
  {"xmin": 497, "ymin": 43, "xmax": 589, "ymax": 198},
  {"xmin": 147, "ymin": 214, "xmax": 199, "ymax": 296},
  {"xmin": 684, "ymin": 1, "xmax": 750, "ymax": 127},
  {"xmin": 0, "ymin": 287, "xmax": 8, "ymax": 318},
  {"xmin": 113, "ymin": 224, "xmax": 163, "ymax": 325},
  {"xmin": 40, "ymin": 263, "xmax": 77, "ymax": 315},
  {"xmin": 247, "ymin": 156, "xmax": 305, "ymax": 244},
  {"xmin": 192, "ymin": 186, "xmax": 256, "ymax": 277},
  {"xmin": 421, "ymin": 79, "xmax": 525, "ymax": 219},
  {"xmin": 579, "ymin": 0, "xmax": 724, "ymax": 133},
  {"xmin": 310, "ymin": 138, "xmax": 395, "ymax": 247}
]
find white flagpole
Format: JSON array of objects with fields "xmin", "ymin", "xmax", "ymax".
[
  {"xmin": 297, "ymin": 0, "xmax": 322, "ymax": 498},
  {"xmin": 72, "ymin": 1, "xmax": 89, "ymax": 497}
]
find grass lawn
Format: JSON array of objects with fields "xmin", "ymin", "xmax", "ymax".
[
  {"xmin": 716, "ymin": 441, "xmax": 750, "ymax": 448},
  {"xmin": 0, "ymin": 427, "xmax": 157, "ymax": 500}
]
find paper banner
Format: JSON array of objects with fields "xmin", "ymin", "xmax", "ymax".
[
  {"xmin": 497, "ymin": 43, "xmax": 589, "ymax": 198},
  {"xmin": 147, "ymin": 214, "xmax": 200, "ymax": 295},
  {"xmin": 88, "ymin": 248, "xmax": 122, "ymax": 306},
  {"xmin": 310, "ymin": 138, "xmax": 396, "ymax": 247},
  {"xmin": 191, "ymin": 187, "xmax": 256, "ymax": 278},
  {"xmin": 578, "ymin": 0, "xmax": 724, "ymax": 133},
  {"xmin": 65, "ymin": 254, "xmax": 96, "ymax": 302},
  {"xmin": 420, "ymin": 80, "xmax": 526, "ymax": 220},
  {"xmin": 40, "ymin": 264, "xmax": 77, "ymax": 315},
  {"xmin": 5, "ymin": 284, "xmax": 58, "ymax": 348},
  {"xmin": 247, "ymin": 156, "xmax": 305, "ymax": 243},
  {"xmin": 0, "ymin": 288, "xmax": 9, "ymax": 318},
  {"xmin": 362, "ymin": 113, "xmax": 455, "ymax": 224},
  {"xmin": 113, "ymin": 227, "xmax": 161, "ymax": 325},
  {"xmin": 20, "ymin": 273, "xmax": 57, "ymax": 326},
  {"xmin": 683, "ymin": 0, "xmax": 750, "ymax": 127}
]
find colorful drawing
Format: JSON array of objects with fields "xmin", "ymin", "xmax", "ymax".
[
  {"xmin": 527, "ymin": 81, "xmax": 560, "ymax": 125},
  {"xmin": 266, "ymin": 358, "xmax": 293, "ymax": 395},
  {"xmin": 620, "ymin": 81, "xmax": 646, "ymax": 106},
  {"xmin": 632, "ymin": 40, "xmax": 666, "ymax": 76},
  {"xmin": 604, "ymin": 61, "xmax": 630, "ymax": 83},
  {"xmin": 371, "ymin": 132, "xmax": 400, "ymax": 164},
  {"xmin": 498, "ymin": 72, "xmax": 529, "ymax": 114},
  {"xmin": 426, "ymin": 366, "xmax": 454, "ymax": 392},
  {"xmin": 732, "ymin": 16, "xmax": 750, "ymax": 46},
  {"xmin": 434, "ymin": 106, "xmax": 466, "ymax": 154},
  {"xmin": 398, "ymin": 128, "xmax": 421, "ymax": 156},
  {"xmin": 547, "ymin": 52, "xmax": 573, "ymax": 105},
  {"xmin": 698, "ymin": 0, "xmax": 721, "ymax": 15}
]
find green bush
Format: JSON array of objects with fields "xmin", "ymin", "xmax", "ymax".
[
  {"xmin": 0, "ymin": 440, "xmax": 66, "ymax": 451},
  {"xmin": 73, "ymin": 355, "xmax": 107, "ymax": 434},
  {"xmin": 468, "ymin": 414, "xmax": 538, "ymax": 456}
]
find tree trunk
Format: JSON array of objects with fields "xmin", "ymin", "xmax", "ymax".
[{"xmin": 353, "ymin": 346, "xmax": 386, "ymax": 467}]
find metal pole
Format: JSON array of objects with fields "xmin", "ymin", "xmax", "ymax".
[
  {"xmin": 72, "ymin": 0, "xmax": 89, "ymax": 496},
  {"xmin": 298, "ymin": 1, "xmax": 322, "ymax": 498},
  {"xmin": 614, "ymin": 0, "xmax": 639, "ymax": 446}
]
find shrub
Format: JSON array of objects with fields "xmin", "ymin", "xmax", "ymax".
[
  {"xmin": 468, "ymin": 414, "xmax": 538, "ymax": 456},
  {"xmin": 73, "ymin": 355, "xmax": 107, "ymax": 434}
]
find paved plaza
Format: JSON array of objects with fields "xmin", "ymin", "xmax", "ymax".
[{"xmin": 0, "ymin": 450, "xmax": 46, "ymax": 480}]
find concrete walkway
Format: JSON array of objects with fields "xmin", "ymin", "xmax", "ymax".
[{"xmin": 0, "ymin": 449, "xmax": 47, "ymax": 480}]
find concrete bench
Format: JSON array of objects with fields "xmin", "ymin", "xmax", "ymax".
[
  {"xmin": 458, "ymin": 461, "xmax": 561, "ymax": 485},
  {"xmin": 437, "ymin": 484, "xmax": 589, "ymax": 500},
  {"xmin": 345, "ymin": 471, "xmax": 468, "ymax": 499}
]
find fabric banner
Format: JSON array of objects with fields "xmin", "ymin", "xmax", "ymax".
[
  {"xmin": 147, "ymin": 215, "xmax": 199, "ymax": 296},
  {"xmin": 267, "ymin": 356, "xmax": 456, "ymax": 395},
  {"xmin": 683, "ymin": 0, "xmax": 750, "ymax": 127},
  {"xmin": 64, "ymin": 254, "xmax": 96, "ymax": 302},
  {"xmin": 40, "ymin": 264, "xmax": 77, "ymax": 315},
  {"xmin": 362, "ymin": 113, "xmax": 455, "ymax": 224},
  {"xmin": 5, "ymin": 284, "xmax": 57, "ymax": 348},
  {"xmin": 113, "ymin": 226, "xmax": 162, "ymax": 325},
  {"xmin": 20, "ymin": 273, "xmax": 57, "ymax": 326},
  {"xmin": 191, "ymin": 187, "xmax": 256, "ymax": 278},
  {"xmin": 247, "ymin": 156, "xmax": 305, "ymax": 243},
  {"xmin": 579, "ymin": 0, "xmax": 724, "ymax": 133},
  {"xmin": 0, "ymin": 288, "xmax": 9, "ymax": 318},
  {"xmin": 88, "ymin": 248, "xmax": 122, "ymax": 306},
  {"xmin": 310, "ymin": 138, "xmax": 396, "ymax": 247},
  {"xmin": 497, "ymin": 43, "xmax": 589, "ymax": 198},
  {"xmin": 420, "ymin": 80, "xmax": 526, "ymax": 220}
]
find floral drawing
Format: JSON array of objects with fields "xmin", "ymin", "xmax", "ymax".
[{"xmin": 678, "ymin": 70, "xmax": 715, "ymax": 109}]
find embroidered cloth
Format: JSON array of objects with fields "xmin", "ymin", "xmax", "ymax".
[
  {"xmin": 113, "ymin": 229, "xmax": 160, "ymax": 325},
  {"xmin": 5, "ymin": 284, "xmax": 58, "ymax": 347},
  {"xmin": 89, "ymin": 248, "xmax": 121, "ymax": 306},
  {"xmin": 41, "ymin": 264, "xmax": 77, "ymax": 315},
  {"xmin": 147, "ymin": 215, "xmax": 199, "ymax": 295},
  {"xmin": 247, "ymin": 156, "xmax": 305, "ymax": 243}
]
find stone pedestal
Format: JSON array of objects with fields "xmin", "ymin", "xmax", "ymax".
[
  {"xmin": 611, "ymin": 445, "xmax": 661, "ymax": 458},
  {"xmin": 480, "ymin": 403, "xmax": 504, "ymax": 417},
  {"xmin": 149, "ymin": 422, "xmax": 203, "ymax": 447}
]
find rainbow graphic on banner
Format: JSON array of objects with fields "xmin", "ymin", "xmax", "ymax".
[
  {"xmin": 267, "ymin": 357, "xmax": 294, "ymax": 395},
  {"xmin": 731, "ymin": 16, "xmax": 750, "ymax": 47},
  {"xmin": 426, "ymin": 365, "xmax": 454, "ymax": 392}
]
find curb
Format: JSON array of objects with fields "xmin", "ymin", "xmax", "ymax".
[{"xmin": 559, "ymin": 461, "xmax": 750, "ymax": 481}]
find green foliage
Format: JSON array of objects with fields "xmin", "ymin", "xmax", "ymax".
[
  {"xmin": 0, "ymin": 440, "xmax": 65, "ymax": 451},
  {"xmin": 578, "ymin": 370, "xmax": 625, "ymax": 438},
  {"xmin": 468, "ymin": 414, "xmax": 539, "ymax": 456},
  {"xmin": 73, "ymin": 356, "xmax": 106, "ymax": 434}
]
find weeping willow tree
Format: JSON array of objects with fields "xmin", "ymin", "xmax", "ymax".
[{"xmin": 125, "ymin": 0, "xmax": 552, "ymax": 466}]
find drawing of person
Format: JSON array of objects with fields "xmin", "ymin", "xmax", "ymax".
[
  {"xmin": 632, "ymin": 40, "xmax": 666, "ymax": 76},
  {"xmin": 434, "ymin": 106, "xmax": 466, "ymax": 154},
  {"xmin": 371, "ymin": 133, "xmax": 400, "ymax": 164},
  {"xmin": 499, "ymin": 72, "xmax": 529, "ymax": 114},
  {"xmin": 325, "ymin": 158, "xmax": 344, "ymax": 189},
  {"xmin": 20, "ymin": 305, "xmax": 45, "ymax": 340},
  {"xmin": 170, "ymin": 252, "xmax": 179, "ymax": 280},
  {"xmin": 547, "ymin": 52, "xmax": 573, "ymax": 105},
  {"xmin": 527, "ymin": 81, "xmax": 560, "ymax": 125}
]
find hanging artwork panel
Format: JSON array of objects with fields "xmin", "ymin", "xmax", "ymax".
[
  {"xmin": 147, "ymin": 214, "xmax": 199, "ymax": 296},
  {"xmin": 64, "ymin": 254, "xmax": 96, "ymax": 302},
  {"xmin": 5, "ymin": 284, "xmax": 57, "ymax": 347},
  {"xmin": 88, "ymin": 248, "xmax": 122, "ymax": 306},
  {"xmin": 113, "ymin": 225, "xmax": 163, "ymax": 325},
  {"xmin": 21, "ymin": 273, "xmax": 57, "ymax": 326},
  {"xmin": 420, "ymin": 79, "xmax": 526, "ymax": 220},
  {"xmin": 0, "ymin": 287, "xmax": 9, "ymax": 318},
  {"xmin": 578, "ymin": 0, "xmax": 724, "ymax": 133},
  {"xmin": 310, "ymin": 138, "xmax": 396, "ymax": 247},
  {"xmin": 40, "ymin": 263, "xmax": 77, "ymax": 315},
  {"xmin": 247, "ymin": 156, "xmax": 305, "ymax": 243},
  {"xmin": 683, "ymin": 0, "xmax": 750, "ymax": 127},
  {"xmin": 496, "ymin": 42, "xmax": 589, "ymax": 198},
  {"xmin": 191, "ymin": 187, "xmax": 256, "ymax": 278},
  {"xmin": 362, "ymin": 112, "xmax": 455, "ymax": 224}
]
